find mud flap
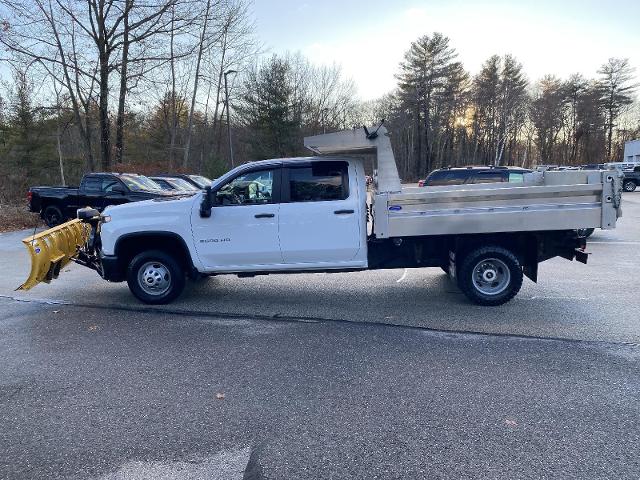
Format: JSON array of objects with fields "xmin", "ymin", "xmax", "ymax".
[{"xmin": 17, "ymin": 219, "xmax": 92, "ymax": 290}]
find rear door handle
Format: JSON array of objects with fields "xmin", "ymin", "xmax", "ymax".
[
  {"xmin": 254, "ymin": 213, "xmax": 275, "ymax": 218},
  {"xmin": 334, "ymin": 209, "xmax": 354, "ymax": 215}
]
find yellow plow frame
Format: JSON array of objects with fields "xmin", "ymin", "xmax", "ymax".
[{"xmin": 17, "ymin": 219, "xmax": 92, "ymax": 291}]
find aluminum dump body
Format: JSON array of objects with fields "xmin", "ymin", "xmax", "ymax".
[{"xmin": 372, "ymin": 170, "xmax": 622, "ymax": 238}]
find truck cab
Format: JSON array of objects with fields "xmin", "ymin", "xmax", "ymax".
[
  {"xmin": 192, "ymin": 158, "xmax": 367, "ymax": 271},
  {"xmin": 97, "ymin": 157, "xmax": 368, "ymax": 295}
]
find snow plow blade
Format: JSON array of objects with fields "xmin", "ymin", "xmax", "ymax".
[{"xmin": 17, "ymin": 219, "xmax": 91, "ymax": 291}]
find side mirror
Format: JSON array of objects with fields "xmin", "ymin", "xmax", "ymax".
[
  {"xmin": 199, "ymin": 186, "xmax": 213, "ymax": 218},
  {"xmin": 112, "ymin": 185, "xmax": 126, "ymax": 194},
  {"xmin": 77, "ymin": 207, "xmax": 101, "ymax": 220}
]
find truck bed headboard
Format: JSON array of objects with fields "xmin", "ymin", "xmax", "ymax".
[{"xmin": 304, "ymin": 126, "xmax": 402, "ymax": 194}]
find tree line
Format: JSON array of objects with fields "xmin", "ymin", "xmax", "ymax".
[
  {"xmin": 0, "ymin": 2, "xmax": 637, "ymax": 204},
  {"xmin": 375, "ymin": 33, "xmax": 638, "ymax": 179}
]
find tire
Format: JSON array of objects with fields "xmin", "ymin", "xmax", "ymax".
[
  {"xmin": 623, "ymin": 180, "xmax": 637, "ymax": 192},
  {"xmin": 126, "ymin": 250, "xmax": 186, "ymax": 305},
  {"xmin": 457, "ymin": 245, "xmax": 523, "ymax": 306},
  {"xmin": 576, "ymin": 228, "xmax": 595, "ymax": 238},
  {"xmin": 42, "ymin": 205, "xmax": 65, "ymax": 227}
]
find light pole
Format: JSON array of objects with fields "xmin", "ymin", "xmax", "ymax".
[{"xmin": 224, "ymin": 69, "xmax": 238, "ymax": 167}]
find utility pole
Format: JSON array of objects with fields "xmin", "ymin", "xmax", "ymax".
[{"xmin": 224, "ymin": 69, "xmax": 237, "ymax": 167}]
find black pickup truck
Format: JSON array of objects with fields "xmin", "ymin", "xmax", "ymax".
[{"xmin": 28, "ymin": 173, "xmax": 181, "ymax": 226}]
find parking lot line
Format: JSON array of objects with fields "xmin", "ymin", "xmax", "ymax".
[{"xmin": 396, "ymin": 269, "xmax": 409, "ymax": 283}]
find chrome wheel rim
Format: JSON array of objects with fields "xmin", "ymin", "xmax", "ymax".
[
  {"xmin": 472, "ymin": 258, "xmax": 511, "ymax": 296},
  {"xmin": 137, "ymin": 261, "xmax": 171, "ymax": 296}
]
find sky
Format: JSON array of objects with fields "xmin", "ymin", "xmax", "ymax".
[{"xmin": 252, "ymin": 0, "xmax": 640, "ymax": 100}]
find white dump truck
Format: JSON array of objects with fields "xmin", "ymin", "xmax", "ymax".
[{"xmin": 20, "ymin": 125, "xmax": 623, "ymax": 306}]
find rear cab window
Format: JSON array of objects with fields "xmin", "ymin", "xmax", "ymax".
[
  {"xmin": 286, "ymin": 161, "xmax": 349, "ymax": 202},
  {"xmin": 81, "ymin": 176, "xmax": 103, "ymax": 192}
]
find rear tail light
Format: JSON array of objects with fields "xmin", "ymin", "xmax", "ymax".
[{"xmin": 27, "ymin": 191, "xmax": 32, "ymax": 202}]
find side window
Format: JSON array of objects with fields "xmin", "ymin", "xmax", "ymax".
[
  {"xmin": 216, "ymin": 169, "xmax": 276, "ymax": 206},
  {"xmin": 425, "ymin": 171, "xmax": 447, "ymax": 186},
  {"xmin": 288, "ymin": 161, "xmax": 349, "ymax": 202},
  {"xmin": 471, "ymin": 171, "xmax": 505, "ymax": 184},
  {"xmin": 508, "ymin": 172, "xmax": 525, "ymax": 183},
  {"xmin": 426, "ymin": 170, "xmax": 469, "ymax": 186},
  {"xmin": 102, "ymin": 177, "xmax": 122, "ymax": 192},
  {"xmin": 82, "ymin": 176, "xmax": 102, "ymax": 192}
]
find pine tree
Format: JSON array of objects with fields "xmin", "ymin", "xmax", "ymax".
[
  {"xmin": 240, "ymin": 55, "xmax": 300, "ymax": 159},
  {"xmin": 597, "ymin": 58, "xmax": 637, "ymax": 160},
  {"xmin": 396, "ymin": 32, "xmax": 467, "ymax": 176}
]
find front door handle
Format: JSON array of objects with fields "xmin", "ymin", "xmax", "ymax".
[
  {"xmin": 254, "ymin": 213, "xmax": 275, "ymax": 218},
  {"xmin": 334, "ymin": 209, "xmax": 354, "ymax": 215}
]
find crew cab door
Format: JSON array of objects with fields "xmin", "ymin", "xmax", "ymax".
[
  {"xmin": 278, "ymin": 160, "xmax": 363, "ymax": 265},
  {"xmin": 78, "ymin": 175, "xmax": 106, "ymax": 211},
  {"xmin": 192, "ymin": 166, "xmax": 283, "ymax": 270}
]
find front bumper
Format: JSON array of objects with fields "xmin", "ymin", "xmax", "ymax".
[{"xmin": 100, "ymin": 253, "xmax": 125, "ymax": 282}]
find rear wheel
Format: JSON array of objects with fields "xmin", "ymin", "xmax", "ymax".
[
  {"xmin": 127, "ymin": 250, "xmax": 185, "ymax": 304},
  {"xmin": 457, "ymin": 246, "xmax": 523, "ymax": 306},
  {"xmin": 42, "ymin": 205, "xmax": 65, "ymax": 227},
  {"xmin": 623, "ymin": 180, "xmax": 637, "ymax": 192}
]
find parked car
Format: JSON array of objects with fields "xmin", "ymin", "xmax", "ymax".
[
  {"xmin": 28, "ymin": 173, "xmax": 178, "ymax": 227},
  {"xmin": 152, "ymin": 173, "xmax": 213, "ymax": 189},
  {"xmin": 622, "ymin": 166, "xmax": 640, "ymax": 192},
  {"xmin": 149, "ymin": 176, "xmax": 199, "ymax": 192},
  {"xmin": 418, "ymin": 166, "xmax": 532, "ymax": 187}
]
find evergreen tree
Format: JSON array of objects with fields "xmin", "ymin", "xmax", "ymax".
[
  {"xmin": 240, "ymin": 55, "xmax": 300, "ymax": 159},
  {"xmin": 396, "ymin": 32, "xmax": 467, "ymax": 175},
  {"xmin": 597, "ymin": 58, "xmax": 637, "ymax": 160}
]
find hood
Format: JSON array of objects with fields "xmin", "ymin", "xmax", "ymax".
[
  {"xmin": 104, "ymin": 192, "xmax": 200, "ymax": 218},
  {"xmin": 129, "ymin": 189, "xmax": 180, "ymax": 198}
]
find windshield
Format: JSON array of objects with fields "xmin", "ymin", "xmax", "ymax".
[
  {"xmin": 188, "ymin": 175, "xmax": 212, "ymax": 188},
  {"xmin": 167, "ymin": 178, "xmax": 198, "ymax": 190},
  {"xmin": 119, "ymin": 174, "xmax": 163, "ymax": 192}
]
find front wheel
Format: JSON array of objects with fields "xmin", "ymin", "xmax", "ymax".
[
  {"xmin": 127, "ymin": 250, "xmax": 186, "ymax": 304},
  {"xmin": 623, "ymin": 180, "xmax": 637, "ymax": 192},
  {"xmin": 457, "ymin": 246, "xmax": 523, "ymax": 306}
]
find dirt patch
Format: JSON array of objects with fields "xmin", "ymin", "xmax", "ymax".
[{"xmin": 0, "ymin": 204, "xmax": 42, "ymax": 233}]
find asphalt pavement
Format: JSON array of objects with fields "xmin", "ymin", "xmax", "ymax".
[
  {"xmin": 2, "ymin": 194, "xmax": 640, "ymax": 343},
  {"xmin": 0, "ymin": 192, "xmax": 639, "ymax": 479}
]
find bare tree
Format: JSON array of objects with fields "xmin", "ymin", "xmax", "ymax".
[
  {"xmin": 0, "ymin": 0, "xmax": 100, "ymax": 170},
  {"xmin": 0, "ymin": 0, "xmax": 177, "ymax": 170},
  {"xmin": 183, "ymin": 0, "xmax": 213, "ymax": 169}
]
